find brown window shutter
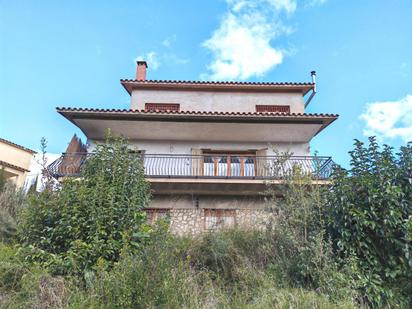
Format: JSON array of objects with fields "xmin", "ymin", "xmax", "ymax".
[
  {"xmin": 256, "ymin": 105, "xmax": 290, "ymax": 113},
  {"xmin": 145, "ymin": 103, "xmax": 180, "ymax": 111}
]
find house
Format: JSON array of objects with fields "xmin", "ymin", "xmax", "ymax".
[
  {"xmin": 50, "ymin": 61, "xmax": 338, "ymax": 234},
  {"xmin": 0, "ymin": 137, "xmax": 36, "ymax": 188}
]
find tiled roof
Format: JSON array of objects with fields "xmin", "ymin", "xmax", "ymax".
[
  {"xmin": 0, "ymin": 160, "xmax": 30, "ymax": 172},
  {"xmin": 120, "ymin": 79, "xmax": 314, "ymax": 86},
  {"xmin": 120, "ymin": 79, "xmax": 315, "ymax": 95},
  {"xmin": 0, "ymin": 137, "xmax": 36, "ymax": 154},
  {"xmin": 56, "ymin": 107, "xmax": 338, "ymax": 118}
]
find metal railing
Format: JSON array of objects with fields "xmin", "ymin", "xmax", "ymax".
[{"xmin": 48, "ymin": 153, "xmax": 334, "ymax": 180}]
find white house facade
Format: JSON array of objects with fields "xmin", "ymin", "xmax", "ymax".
[{"xmin": 50, "ymin": 61, "xmax": 338, "ymax": 235}]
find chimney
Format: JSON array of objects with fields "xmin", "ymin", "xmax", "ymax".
[
  {"xmin": 136, "ymin": 61, "xmax": 148, "ymax": 80},
  {"xmin": 310, "ymin": 70, "xmax": 317, "ymax": 92}
]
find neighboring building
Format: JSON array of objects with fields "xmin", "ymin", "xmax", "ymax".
[
  {"xmin": 0, "ymin": 137, "xmax": 36, "ymax": 188},
  {"xmin": 50, "ymin": 61, "xmax": 338, "ymax": 235}
]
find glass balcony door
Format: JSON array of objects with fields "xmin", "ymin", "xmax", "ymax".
[{"xmin": 203, "ymin": 153, "xmax": 256, "ymax": 177}]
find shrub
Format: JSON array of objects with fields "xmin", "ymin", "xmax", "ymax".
[
  {"xmin": 19, "ymin": 134, "xmax": 151, "ymax": 276},
  {"xmin": 328, "ymin": 137, "xmax": 412, "ymax": 307},
  {"xmin": 0, "ymin": 243, "xmax": 69, "ymax": 309},
  {"xmin": 262, "ymin": 162, "xmax": 359, "ymax": 302},
  {"xmin": 0, "ymin": 183, "xmax": 26, "ymax": 243}
]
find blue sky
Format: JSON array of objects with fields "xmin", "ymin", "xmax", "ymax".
[{"xmin": 1, "ymin": 0, "xmax": 411, "ymax": 166}]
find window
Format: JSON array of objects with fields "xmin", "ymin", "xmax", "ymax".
[
  {"xmin": 205, "ymin": 209, "xmax": 236, "ymax": 230},
  {"xmin": 145, "ymin": 209, "xmax": 170, "ymax": 224},
  {"xmin": 202, "ymin": 151, "xmax": 256, "ymax": 177},
  {"xmin": 145, "ymin": 103, "xmax": 180, "ymax": 112},
  {"xmin": 256, "ymin": 105, "xmax": 290, "ymax": 113}
]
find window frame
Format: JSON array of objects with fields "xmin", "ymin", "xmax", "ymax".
[
  {"xmin": 201, "ymin": 150, "xmax": 257, "ymax": 177},
  {"xmin": 204, "ymin": 209, "xmax": 236, "ymax": 230},
  {"xmin": 145, "ymin": 103, "xmax": 180, "ymax": 112},
  {"xmin": 255, "ymin": 105, "xmax": 290, "ymax": 113}
]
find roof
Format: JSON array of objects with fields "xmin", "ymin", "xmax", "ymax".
[
  {"xmin": 56, "ymin": 107, "xmax": 338, "ymax": 142},
  {"xmin": 0, "ymin": 137, "xmax": 36, "ymax": 154},
  {"xmin": 57, "ymin": 107, "xmax": 338, "ymax": 136},
  {"xmin": 120, "ymin": 79, "xmax": 315, "ymax": 95},
  {"xmin": 0, "ymin": 160, "xmax": 30, "ymax": 172},
  {"xmin": 57, "ymin": 107, "xmax": 338, "ymax": 120}
]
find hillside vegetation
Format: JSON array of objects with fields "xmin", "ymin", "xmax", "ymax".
[{"xmin": 0, "ymin": 136, "xmax": 411, "ymax": 308}]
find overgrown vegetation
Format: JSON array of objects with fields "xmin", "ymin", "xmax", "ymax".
[
  {"xmin": 0, "ymin": 136, "xmax": 411, "ymax": 308},
  {"xmin": 328, "ymin": 137, "xmax": 412, "ymax": 307},
  {"xmin": 19, "ymin": 135, "xmax": 151, "ymax": 276}
]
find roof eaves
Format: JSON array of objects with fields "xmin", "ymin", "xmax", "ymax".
[
  {"xmin": 0, "ymin": 137, "xmax": 36, "ymax": 154},
  {"xmin": 0, "ymin": 160, "xmax": 30, "ymax": 172},
  {"xmin": 120, "ymin": 79, "xmax": 315, "ymax": 95},
  {"xmin": 56, "ymin": 107, "xmax": 339, "ymax": 118}
]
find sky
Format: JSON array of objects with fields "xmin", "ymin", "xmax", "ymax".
[{"xmin": 0, "ymin": 0, "xmax": 411, "ymax": 166}]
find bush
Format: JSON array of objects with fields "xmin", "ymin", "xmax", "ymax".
[
  {"xmin": 0, "ymin": 243, "xmax": 70, "ymax": 309},
  {"xmin": 19, "ymin": 134, "xmax": 151, "ymax": 276},
  {"xmin": 0, "ymin": 183, "xmax": 26, "ymax": 243},
  {"xmin": 328, "ymin": 137, "xmax": 412, "ymax": 307},
  {"xmin": 262, "ymin": 163, "xmax": 359, "ymax": 302}
]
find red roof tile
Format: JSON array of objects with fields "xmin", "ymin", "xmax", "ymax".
[
  {"xmin": 120, "ymin": 79, "xmax": 315, "ymax": 95},
  {"xmin": 120, "ymin": 79, "xmax": 314, "ymax": 86},
  {"xmin": 56, "ymin": 107, "xmax": 338, "ymax": 118}
]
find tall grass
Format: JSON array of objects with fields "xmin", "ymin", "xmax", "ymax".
[
  {"xmin": 67, "ymin": 224, "xmax": 357, "ymax": 308},
  {"xmin": 1, "ymin": 224, "xmax": 358, "ymax": 308}
]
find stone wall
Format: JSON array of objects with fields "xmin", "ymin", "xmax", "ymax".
[
  {"xmin": 146, "ymin": 194, "xmax": 273, "ymax": 235},
  {"xmin": 150, "ymin": 207, "xmax": 271, "ymax": 236},
  {"xmin": 169, "ymin": 208, "xmax": 204, "ymax": 236}
]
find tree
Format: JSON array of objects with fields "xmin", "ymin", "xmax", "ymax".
[
  {"xmin": 20, "ymin": 134, "xmax": 151, "ymax": 275},
  {"xmin": 328, "ymin": 137, "xmax": 412, "ymax": 307}
]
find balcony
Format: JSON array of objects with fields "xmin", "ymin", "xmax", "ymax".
[
  {"xmin": 48, "ymin": 153, "xmax": 333, "ymax": 180},
  {"xmin": 48, "ymin": 153, "xmax": 333, "ymax": 195}
]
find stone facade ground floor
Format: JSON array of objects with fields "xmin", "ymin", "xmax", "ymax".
[{"xmin": 145, "ymin": 194, "xmax": 272, "ymax": 235}]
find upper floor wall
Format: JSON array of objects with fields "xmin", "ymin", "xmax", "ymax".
[{"xmin": 130, "ymin": 89, "xmax": 306, "ymax": 114}]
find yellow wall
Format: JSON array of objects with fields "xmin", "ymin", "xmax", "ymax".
[{"xmin": 0, "ymin": 140, "xmax": 35, "ymax": 187}]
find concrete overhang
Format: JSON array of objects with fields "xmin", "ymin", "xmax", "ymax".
[
  {"xmin": 148, "ymin": 177, "xmax": 331, "ymax": 196},
  {"xmin": 56, "ymin": 108, "xmax": 338, "ymax": 143}
]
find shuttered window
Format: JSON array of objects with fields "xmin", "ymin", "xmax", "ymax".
[
  {"xmin": 204, "ymin": 209, "xmax": 236, "ymax": 230},
  {"xmin": 256, "ymin": 105, "xmax": 290, "ymax": 113},
  {"xmin": 145, "ymin": 103, "xmax": 180, "ymax": 111}
]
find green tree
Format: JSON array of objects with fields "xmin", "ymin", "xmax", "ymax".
[
  {"xmin": 328, "ymin": 137, "xmax": 412, "ymax": 307},
  {"xmin": 20, "ymin": 134, "xmax": 151, "ymax": 276}
]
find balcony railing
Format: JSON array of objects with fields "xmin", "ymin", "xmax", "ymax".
[{"xmin": 48, "ymin": 153, "xmax": 334, "ymax": 180}]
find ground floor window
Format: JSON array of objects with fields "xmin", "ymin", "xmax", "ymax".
[
  {"xmin": 144, "ymin": 208, "xmax": 170, "ymax": 224},
  {"xmin": 204, "ymin": 209, "xmax": 236, "ymax": 230}
]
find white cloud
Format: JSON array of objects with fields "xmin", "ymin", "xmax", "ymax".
[
  {"xmin": 135, "ymin": 51, "xmax": 160, "ymax": 70},
  {"xmin": 202, "ymin": 0, "xmax": 296, "ymax": 80},
  {"xmin": 134, "ymin": 51, "xmax": 190, "ymax": 70},
  {"xmin": 360, "ymin": 95, "xmax": 412, "ymax": 142}
]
